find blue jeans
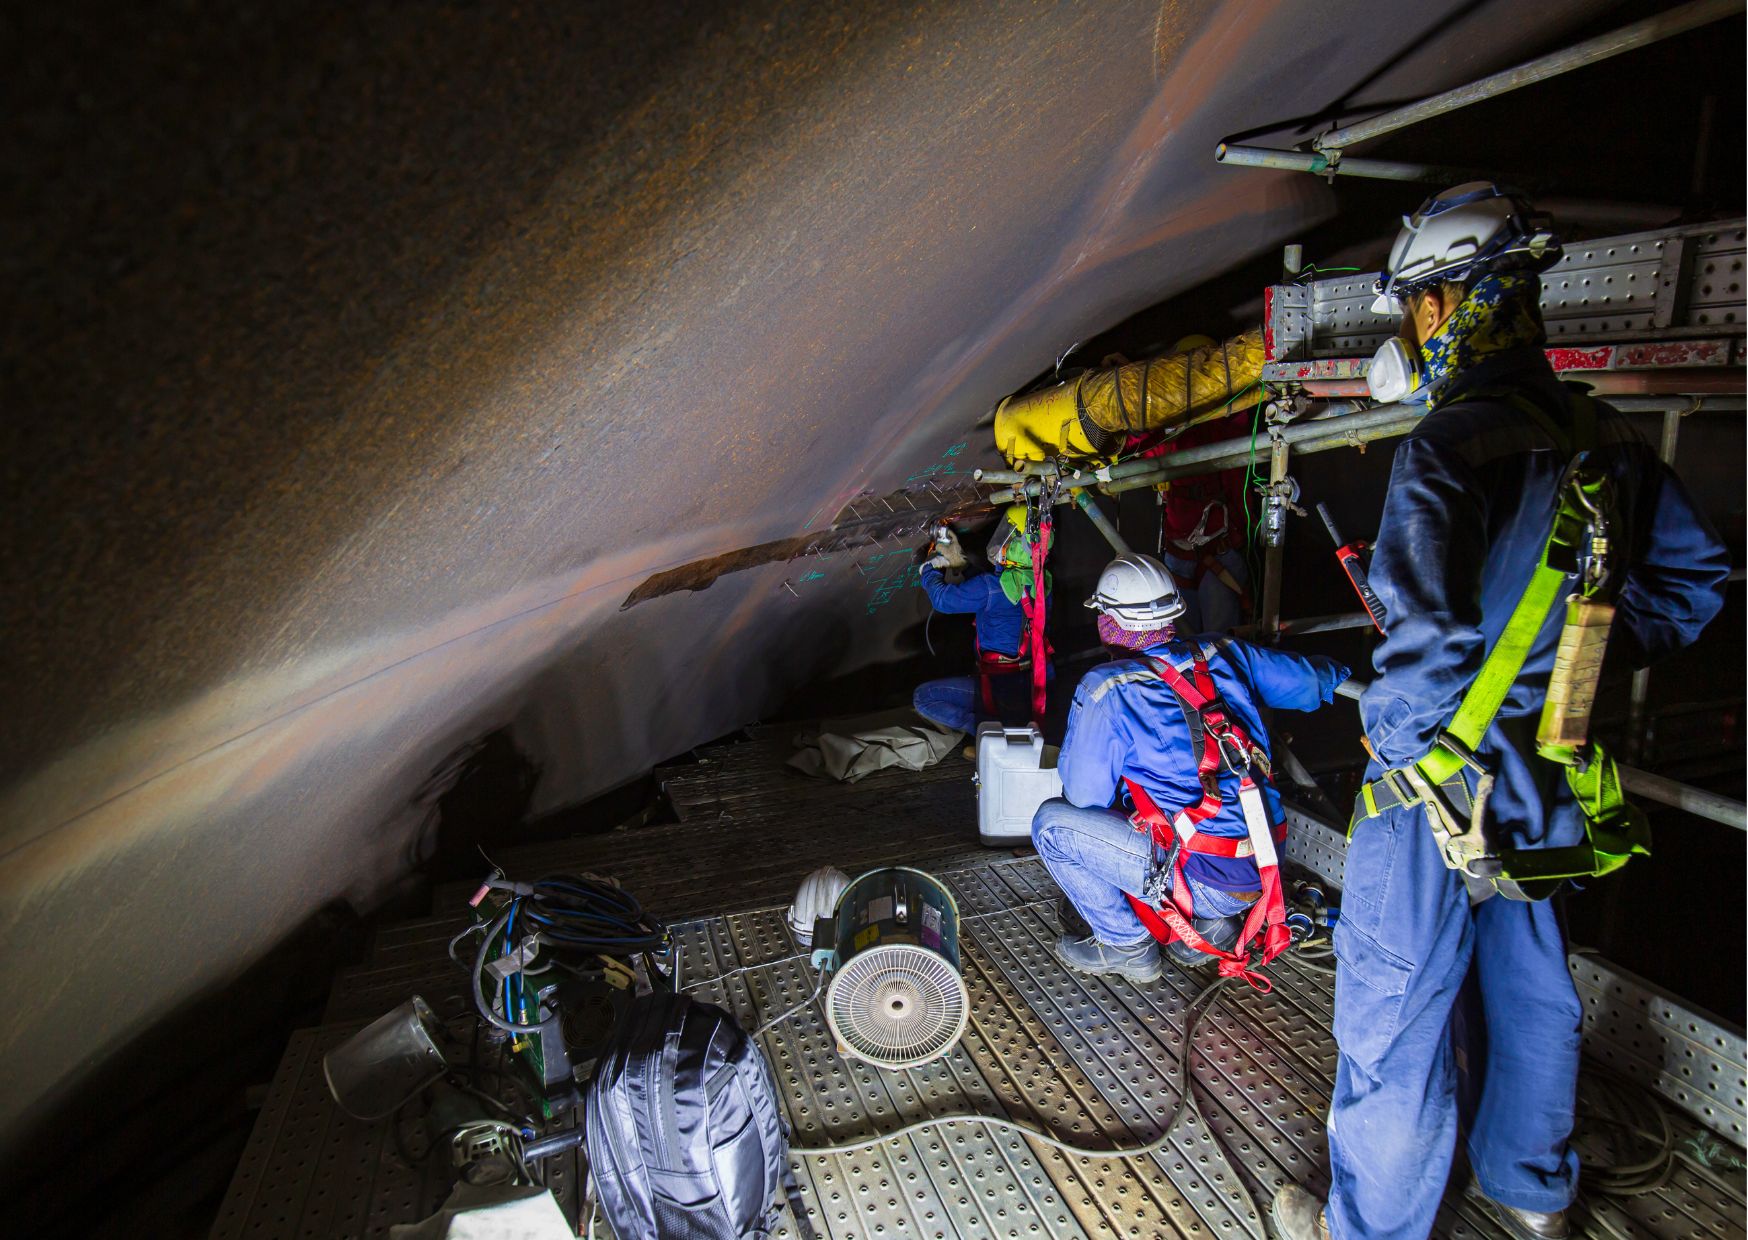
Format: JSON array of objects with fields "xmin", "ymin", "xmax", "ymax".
[
  {"xmin": 1162, "ymin": 548, "xmax": 1249, "ymax": 634},
  {"xmin": 912, "ymin": 670, "xmax": 1034, "ymax": 734},
  {"xmin": 1325, "ymin": 800, "xmax": 1581, "ymax": 1240},
  {"xmin": 1030, "ymin": 798, "xmax": 1254, "ymax": 945}
]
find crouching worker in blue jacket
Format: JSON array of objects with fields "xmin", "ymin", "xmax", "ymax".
[{"xmin": 1031, "ymin": 553, "xmax": 1348, "ymax": 982}]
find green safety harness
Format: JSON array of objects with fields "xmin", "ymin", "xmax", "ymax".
[{"xmin": 1352, "ymin": 389, "xmax": 1650, "ymax": 902}]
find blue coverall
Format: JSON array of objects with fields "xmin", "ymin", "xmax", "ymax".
[
  {"xmin": 1328, "ymin": 358, "xmax": 1730, "ymax": 1239},
  {"xmin": 912, "ymin": 563, "xmax": 1042, "ymax": 733},
  {"xmin": 1032, "ymin": 635, "xmax": 1347, "ymax": 943}
]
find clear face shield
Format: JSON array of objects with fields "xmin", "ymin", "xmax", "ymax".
[{"xmin": 986, "ymin": 521, "xmax": 1018, "ymax": 568}]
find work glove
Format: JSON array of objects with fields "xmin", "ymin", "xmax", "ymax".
[{"xmin": 932, "ymin": 528, "xmax": 967, "ymax": 570}]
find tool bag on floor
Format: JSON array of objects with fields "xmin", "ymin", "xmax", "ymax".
[{"xmin": 585, "ymin": 992, "xmax": 815, "ymax": 1239}]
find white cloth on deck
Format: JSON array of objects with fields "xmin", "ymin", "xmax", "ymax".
[{"xmin": 787, "ymin": 709, "xmax": 963, "ymax": 783}]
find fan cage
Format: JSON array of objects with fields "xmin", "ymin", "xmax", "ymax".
[{"xmin": 826, "ymin": 942, "xmax": 968, "ymax": 1070}]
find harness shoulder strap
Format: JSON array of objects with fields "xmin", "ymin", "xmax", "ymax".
[
  {"xmin": 1368, "ymin": 388, "xmax": 1646, "ymax": 893},
  {"xmin": 1144, "ymin": 642, "xmax": 1228, "ymax": 706},
  {"xmin": 1142, "ymin": 653, "xmax": 1218, "ymax": 795},
  {"xmin": 1419, "ymin": 390, "xmax": 1602, "ymax": 782}
]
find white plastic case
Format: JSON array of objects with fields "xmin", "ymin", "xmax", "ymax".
[{"xmin": 974, "ymin": 721, "xmax": 1062, "ymax": 847}]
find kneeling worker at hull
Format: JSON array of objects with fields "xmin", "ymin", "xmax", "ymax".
[
  {"xmin": 912, "ymin": 505, "xmax": 1052, "ymax": 733},
  {"xmin": 1270, "ymin": 184, "xmax": 1730, "ymax": 1240},
  {"xmin": 1031, "ymin": 554, "xmax": 1347, "ymax": 982}
]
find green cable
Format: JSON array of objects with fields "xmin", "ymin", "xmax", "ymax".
[{"xmin": 1241, "ymin": 395, "xmax": 1267, "ymax": 623}]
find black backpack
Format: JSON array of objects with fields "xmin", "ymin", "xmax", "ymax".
[{"xmin": 585, "ymin": 992, "xmax": 814, "ymax": 1239}]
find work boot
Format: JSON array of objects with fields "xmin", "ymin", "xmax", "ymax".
[
  {"xmin": 1465, "ymin": 1181, "xmax": 1570, "ymax": 1239},
  {"xmin": 1053, "ymin": 933, "xmax": 1163, "ymax": 983},
  {"xmin": 1268, "ymin": 1186, "xmax": 1330, "ymax": 1240},
  {"xmin": 1165, "ymin": 912, "xmax": 1243, "ymax": 971}
]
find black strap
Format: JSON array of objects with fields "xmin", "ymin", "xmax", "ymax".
[
  {"xmin": 783, "ymin": 1163, "xmax": 818, "ymax": 1240},
  {"xmin": 1479, "ymin": 386, "xmax": 1599, "ymax": 460}
]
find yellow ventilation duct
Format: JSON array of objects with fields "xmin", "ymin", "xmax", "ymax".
[{"xmin": 993, "ymin": 330, "xmax": 1265, "ymax": 464}]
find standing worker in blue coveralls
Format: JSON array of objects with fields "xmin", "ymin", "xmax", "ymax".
[
  {"xmin": 1270, "ymin": 185, "xmax": 1730, "ymax": 1240},
  {"xmin": 1031, "ymin": 553, "xmax": 1348, "ymax": 980},
  {"xmin": 912, "ymin": 505, "xmax": 1052, "ymax": 734}
]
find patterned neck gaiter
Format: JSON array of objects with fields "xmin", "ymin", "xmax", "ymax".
[
  {"xmin": 1096, "ymin": 612, "xmax": 1175, "ymax": 652},
  {"xmin": 1420, "ymin": 271, "xmax": 1547, "ymax": 408}
]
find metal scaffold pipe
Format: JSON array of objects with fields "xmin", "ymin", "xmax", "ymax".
[
  {"xmin": 983, "ymin": 395, "xmax": 1744, "ymax": 503},
  {"xmin": 1214, "ymin": 143, "xmax": 1475, "ymax": 183},
  {"xmin": 1618, "ymin": 767, "xmax": 1746, "ymax": 832},
  {"xmin": 1236, "ymin": 610, "xmax": 1375, "ymax": 638},
  {"xmin": 1314, "ymin": 0, "xmax": 1740, "ymax": 155},
  {"xmin": 1072, "ymin": 489, "xmax": 1130, "ymax": 555}
]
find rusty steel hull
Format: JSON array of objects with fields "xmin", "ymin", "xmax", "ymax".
[{"xmin": 0, "ymin": 0, "xmax": 1609, "ymax": 1156}]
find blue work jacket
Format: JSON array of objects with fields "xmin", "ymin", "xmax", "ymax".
[
  {"xmin": 1060, "ymin": 636, "xmax": 1349, "ymax": 890},
  {"xmin": 919, "ymin": 563, "xmax": 1036, "ymax": 657},
  {"xmin": 1362, "ymin": 351, "xmax": 1730, "ymax": 851}
]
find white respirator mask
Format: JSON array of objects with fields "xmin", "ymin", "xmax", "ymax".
[{"xmin": 1367, "ymin": 336, "xmax": 1423, "ymax": 404}]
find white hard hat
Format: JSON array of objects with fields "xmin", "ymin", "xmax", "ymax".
[
  {"xmin": 786, "ymin": 867, "xmax": 850, "ymax": 946},
  {"xmin": 1084, "ymin": 554, "xmax": 1186, "ymax": 631},
  {"xmin": 1370, "ymin": 182, "xmax": 1560, "ymax": 314}
]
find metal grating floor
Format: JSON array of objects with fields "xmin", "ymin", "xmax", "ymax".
[{"xmin": 214, "ymin": 732, "xmax": 1748, "ymax": 1238}]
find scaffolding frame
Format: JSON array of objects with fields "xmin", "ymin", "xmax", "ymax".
[{"xmin": 978, "ymin": 216, "xmax": 1746, "ymax": 829}]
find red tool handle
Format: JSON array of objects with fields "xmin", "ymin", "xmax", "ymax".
[
  {"xmin": 1318, "ymin": 502, "xmax": 1388, "ymax": 633},
  {"xmin": 1335, "ymin": 543, "xmax": 1388, "ymax": 632}
]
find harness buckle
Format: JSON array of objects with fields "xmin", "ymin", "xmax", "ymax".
[
  {"xmin": 1141, "ymin": 832, "xmax": 1180, "ymax": 906},
  {"xmin": 1211, "ymin": 728, "xmax": 1251, "ymax": 776}
]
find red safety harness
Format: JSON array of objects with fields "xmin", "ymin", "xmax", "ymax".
[
  {"xmin": 979, "ymin": 511, "xmax": 1054, "ymax": 723},
  {"xmin": 1018, "ymin": 512, "xmax": 1053, "ymax": 722},
  {"xmin": 975, "ymin": 646, "xmax": 1031, "ymax": 716},
  {"xmin": 1120, "ymin": 644, "xmax": 1292, "ymax": 991}
]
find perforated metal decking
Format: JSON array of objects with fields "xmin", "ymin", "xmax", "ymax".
[{"xmin": 213, "ymin": 730, "xmax": 1747, "ymax": 1238}]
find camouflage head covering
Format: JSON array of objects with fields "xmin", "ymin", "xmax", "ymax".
[{"xmin": 1420, "ymin": 271, "xmax": 1546, "ymax": 408}]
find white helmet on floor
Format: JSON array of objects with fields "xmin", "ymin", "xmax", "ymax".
[
  {"xmin": 786, "ymin": 866, "xmax": 850, "ymax": 946},
  {"xmin": 1370, "ymin": 182, "xmax": 1560, "ymax": 314},
  {"xmin": 1084, "ymin": 554, "xmax": 1186, "ymax": 631}
]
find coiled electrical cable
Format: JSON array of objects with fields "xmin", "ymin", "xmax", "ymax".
[
  {"xmin": 466, "ymin": 873, "xmax": 665, "ymax": 1033},
  {"xmin": 515, "ymin": 875, "xmax": 666, "ymax": 955}
]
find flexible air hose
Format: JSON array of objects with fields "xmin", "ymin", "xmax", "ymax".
[{"xmin": 790, "ymin": 970, "xmax": 1236, "ymax": 1161}]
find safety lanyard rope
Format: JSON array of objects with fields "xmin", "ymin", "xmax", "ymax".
[
  {"xmin": 1359, "ymin": 389, "xmax": 1649, "ymax": 889},
  {"xmin": 1418, "ymin": 392, "xmax": 1601, "ymax": 785},
  {"xmin": 1017, "ymin": 484, "xmax": 1056, "ymax": 723}
]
